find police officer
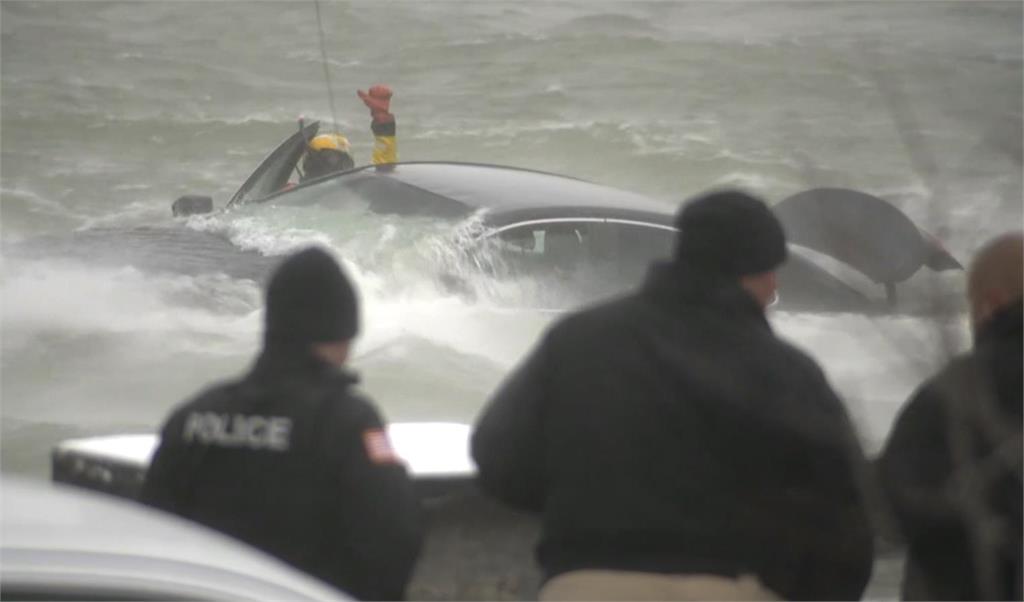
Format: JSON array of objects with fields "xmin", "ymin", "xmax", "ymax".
[
  {"xmin": 141, "ymin": 247, "xmax": 422, "ymax": 600},
  {"xmin": 472, "ymin": 190, "xmax": 875, "ymax": 601}
]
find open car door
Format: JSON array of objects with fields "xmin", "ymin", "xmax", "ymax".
[
  {"xmin": 227, "ymin": 120, "xmax": 320, "ymax": 207},
  {"xmin": 773, "ymin": 188, "xmax": 962, "ymax": 285}
]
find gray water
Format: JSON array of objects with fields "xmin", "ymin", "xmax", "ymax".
[{"xmin": 1, "ymin": 4, "xmax": 1021, "ymax": 591}]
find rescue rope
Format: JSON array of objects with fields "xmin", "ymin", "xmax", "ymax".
[{"xmin": 313, "ymin": 0, "xmax": 341, "ymax": 135}]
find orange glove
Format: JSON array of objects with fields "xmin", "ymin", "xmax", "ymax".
[{"xmin": 357, "ymin": 85, "xmax": 394, "ymax": 124}]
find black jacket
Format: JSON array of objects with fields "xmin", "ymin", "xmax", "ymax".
[
  {"xmin": 878, "ymin": 301, "xmax": 1023, "ymax": 601},
  {"xmin": 140, "ymin": 347, "xmax": 422, "ymax": 600},
  {"xmin": 472, "ymin": 262, "xmax": 875, "ymax": 601}
]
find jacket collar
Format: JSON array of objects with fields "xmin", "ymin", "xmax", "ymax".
[
  {"xmin": 246, "ymin": 343, "xmax": 359, "ymax": 387},
  {"xmin": 641, "ymin": 260, "xmax": 771, "ymax": 331}
]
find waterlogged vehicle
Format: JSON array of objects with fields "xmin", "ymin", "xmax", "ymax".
[
  {"xmin": 173, "ymin": 120, "xmax": 962, "ymax": 313},
  {"xmin": 52, "ymin": 120, "xmax": 966, "ymax": 510}
]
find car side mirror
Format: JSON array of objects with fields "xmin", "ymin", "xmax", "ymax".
[{"xmin": 172, "ymin": 195, "xmax": 214, "ymax": 217}]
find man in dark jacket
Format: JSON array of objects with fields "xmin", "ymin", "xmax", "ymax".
[
  {"xmin": 472, "ymin": 190, "xmax": 875, "ymax": 601},
  {"xmin": 878, "ymin": 231, "xmax": 1022, "ymax": 601},
  {"xmin": 141, "ymin": 247, "xmax": 422, "ymax": 600}
]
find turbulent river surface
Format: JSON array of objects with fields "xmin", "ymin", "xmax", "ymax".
[{"xmin": 2, "ymin": 0, "xmax": 1021, "ymax": 511}]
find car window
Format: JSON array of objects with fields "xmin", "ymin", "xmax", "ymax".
[
  {"xmin": 605, "ymin": 221, "xmax": 675, "ymax": 277},
  {"xmin": 497, "ymin": 227, "xmax": 543, "ymax": 255},
  {"xmin": 492, "ymin": 222, "xmax": 592, "ymax": 274},
  {"xmin": 481, "ymin": 220, "xmax": 673, "ymax": 307}
]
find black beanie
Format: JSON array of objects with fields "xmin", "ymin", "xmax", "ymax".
[
  {"xmin": 674, "ymin": 189, "xmax": 788, "ymax": 276},
  {"xmin": 264, "ymin": 247, "xmax": 359, "ymax": 346}
]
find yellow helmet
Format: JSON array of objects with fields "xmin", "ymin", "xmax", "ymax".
[{"xmin": 308, "ymin": 133, "xmax": 351, "ymax": 153}]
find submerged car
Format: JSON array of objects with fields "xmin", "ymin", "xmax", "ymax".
[
  {"xmin": 175, "ymin": 119, "xmax": 962, "ymax": 313},
  {"xmin": 1, "ymin": 475, "xmax": 352, "ymax": 601},
  {"xmin": 53, "ymin": 121, "xmax": 965, "ymax": 508}
]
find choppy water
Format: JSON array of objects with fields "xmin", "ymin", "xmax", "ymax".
[{"xmin": 1, "ymin": 0, "xmax": 1021, "ymax": 497}]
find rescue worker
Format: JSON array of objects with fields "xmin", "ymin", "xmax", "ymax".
[
  {"xmin": 140, "ymin": 246, "xmax": 422, "ymax": 600},
  {"xmin": 300, "ymin": 84, "xmax": 397, "ymax": 182},
  {"xmin": 301, "ymin": 131, "xmax": 355, "ymax": 180},
  {"xmin": 878, "ymin": 231, "xmax": 1022, "ymax": 600},
  {"xmin": 472, "ymin": 189, "xmax": 875, "ymax": 601}
]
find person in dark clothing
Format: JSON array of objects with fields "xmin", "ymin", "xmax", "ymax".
[
  {"xmin": 140, "ymin": 247, "xmax": 422, "ymax": 601},
  {"xmin": 878, "ymin": 231, "xmax": 1022, "ymax": 601},
  {"xmin": 472, "ymin": 189, "xmax": 875, "ymax": 601}
]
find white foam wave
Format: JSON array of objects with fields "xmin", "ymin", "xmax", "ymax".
[
  {"xmin": 76, "ymin": 201, "xmax": 169, "ymax": 230},
  {"xmin": 772, "ymin": 309, "xmax": 970, "ymax": 453},
  {"xmin": 283, "ymin": 50, "xmax": 361, "ymax": 68},
  {"xmin": 350, "ymin": 252, "xmax": 555, "ymax": 372},
  {"xmin": 47, "ymin": 156, "xmax": 121, "ymax": 178},
  {"xmin": 708, "ymin": 171, "xmax": 794, "ymax": 194},
  {"xmin": 111, "ymin": 183, "xmax": 152, "ymax": 192},
  {"xmin": 185, "ymin": 213, "xmax": 332, "ymax": 257},
  {"xmin": 84, "ymin": 110, "xmax": 352, "ymax": 130},
  {"xmin": 0, "ymin": 186, "xmax": 85, "ymax": 220},
  {"xmin": 0, "ymin": 259, "xmax": 262, "ymax": 356},
  {"xmin": 410, "ymin": 119, "xmax": 599, "ymax": 141}
]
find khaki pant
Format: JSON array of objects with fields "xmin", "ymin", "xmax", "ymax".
[{"xmin": 539, "ymin": 569, "xmax": 781, "ymax": 601}]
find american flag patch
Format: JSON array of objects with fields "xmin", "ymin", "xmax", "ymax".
[{"xmin": 363, "ymin": 428, "xmax": 400, "ymax": 465}]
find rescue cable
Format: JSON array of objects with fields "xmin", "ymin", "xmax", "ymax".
[{"xmin": 313, "ymin": 0, "xmax": 341, "ymax": 135}]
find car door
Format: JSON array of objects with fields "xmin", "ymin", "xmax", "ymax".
[{"xmin": 227, "ymin": 121, "xmax": 320, "ymax": 207}]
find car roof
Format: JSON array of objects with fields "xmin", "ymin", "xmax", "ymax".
[
  {"xmin": 1, "ymin": 476, "xmax": 350, "ymax": 601},
  {"xmin": 300, "ymin": 162, "xmax": 678, "ymax": 227}
]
